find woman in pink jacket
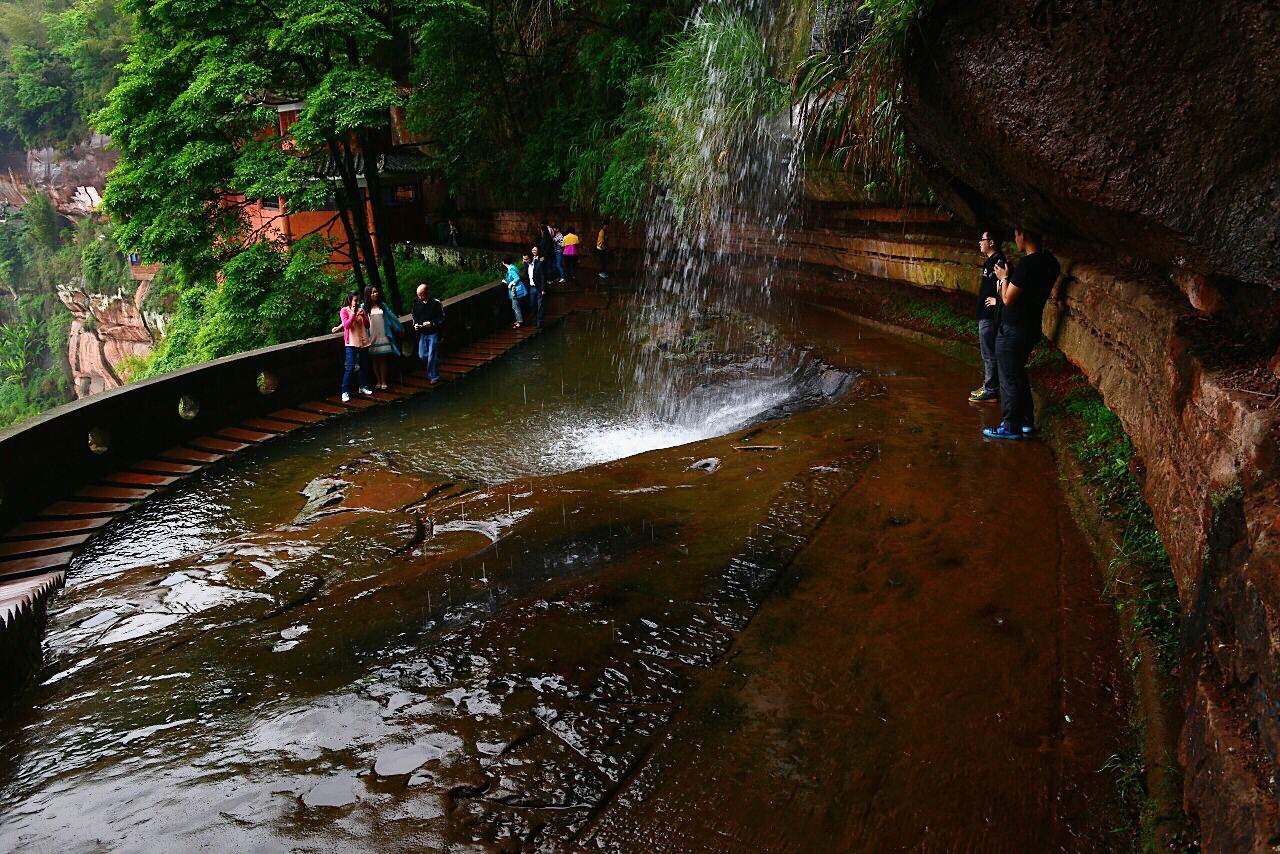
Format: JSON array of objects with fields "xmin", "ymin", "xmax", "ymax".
[{"xmin": 332, "ymin": 291, "xmax": 375, "ymax": 402}]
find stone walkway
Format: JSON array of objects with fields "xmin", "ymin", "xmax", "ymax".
[{"xmin": 0, "ymin": 315, "xmax": 566, "ymax": 653}]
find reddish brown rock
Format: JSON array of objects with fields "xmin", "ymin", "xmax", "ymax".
[
  {"xmin": 900, "ymin": 0, "xmax": 1280, "ymax": 287},
  {"xmin": 0, "ymin": 135, "xmax": 118, "ymax": 216},
  {"xmin": 58, "ymin": 280, "xmax": 158, "ymax": 398}
]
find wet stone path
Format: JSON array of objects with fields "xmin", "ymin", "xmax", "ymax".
[
  {"xmin": 0, "ymin": 314, "xmax": 568, "ymax": 639},
  {"xmin": 0, "ymin": 300, "xmax": 1129, "ymax": 851}
]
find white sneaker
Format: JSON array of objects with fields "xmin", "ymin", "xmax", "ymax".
[
  {"xmin": 359, "ymin": 387, "xmax": 374, "ymax": 396},
  {"xmin": 341, "ymin": 392, "xmax": 351, "ymax": 402}
]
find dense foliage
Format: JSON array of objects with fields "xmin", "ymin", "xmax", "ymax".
[
  {"xmin": 406, "ymin": 0, "xmax": 698, "ymax": 218},
  {"xmin": 794, "ymin": 0, "xmax": 935, "ymax": 199},
  {"xmin": 0, "ymin": 0, "xmax": 129, "ymax": 148},
  {"xmin": 0, "ymin": 195, "xmax": 115, "ymax": 427},
  {"xmin": 0, "ymin": 0, "xmax": 863, "ymax": 416}
]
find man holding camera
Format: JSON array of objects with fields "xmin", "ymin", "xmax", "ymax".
[{"xmin": 983, "ymin": 227, "xmax": 1060, "ymax": 440}]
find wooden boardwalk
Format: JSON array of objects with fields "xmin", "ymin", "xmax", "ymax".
[{"xmin": 0, "ymin": 314, "xmax": 566, "ymax": 642}]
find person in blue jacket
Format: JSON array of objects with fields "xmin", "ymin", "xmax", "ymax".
[
  {"xmin": 502, "ymin": 257, "xmax": 526, "ymax": 328},
  {"xmin": 362, "ymin": 284, "xmax": 402, "ymax": 390}
]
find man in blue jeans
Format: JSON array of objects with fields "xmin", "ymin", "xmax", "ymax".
[
  {"xmin": 528, "ymin": 246, "xmax": 548, "ymax": 327},
  {"xmin": 970, "ymin": 230, "xmax": 1006, "ymax": 402},
  {"xmin": 411, "ymin": 283, "xmax": 444, "ymax": 383},
  {"xmin": 983, "ymin": 227, "xmax": 1061, "ymax": 440}
]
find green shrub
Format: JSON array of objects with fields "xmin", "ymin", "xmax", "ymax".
[
  {"xmin": 896, "ymin": 298, "xmax": 973, "ymax": 337},
  {"xmin": 394, "ymin": 249, "xmax": 494, "ymax": 311},
  {"xmin": 1056, "ymin": 390, "xmax": 1179, "ymax": 671}
]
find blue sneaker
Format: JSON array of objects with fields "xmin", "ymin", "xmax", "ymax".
[
  {"xmin": 982, "ymin": 424, "xmax": 1023, "ymax": 441},
  {"xmin": 1021, "ymin": 424, "xmax": 1037, "ymax": 436}
]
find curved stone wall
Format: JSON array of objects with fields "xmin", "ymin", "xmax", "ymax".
[{"xmin": 0, "ymin": 279, "xmax": 519, "ymax": 696}]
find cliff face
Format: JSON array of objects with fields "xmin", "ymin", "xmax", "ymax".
[
  {"xmin": 0, "ymin": 135, "xmax": 118, "ymax": 217},
  {"xmin": 57, "ymin": 281, "xmax": 159, "ymax": 397},
  {"xmin": 901, "ymin": 0, "xmax": 1280, "ymax": 288}
]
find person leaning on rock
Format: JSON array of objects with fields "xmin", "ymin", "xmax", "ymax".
[
  {"xmin": 982, "ymin": 227, "xmax": 1060, "ymax": 441},
  {"xmin": 969, "ymin": 229, "xmax": 1007, "ymax": 403}
]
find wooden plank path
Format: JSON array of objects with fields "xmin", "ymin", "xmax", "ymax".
[{"xmin": 0, "ymin": 312, "xmax": 568, "ymax": 644}]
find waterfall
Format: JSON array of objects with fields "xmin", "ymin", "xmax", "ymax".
[{"xmin": 623, "ymin": 0, "xmax": 807, "ymax": 433}]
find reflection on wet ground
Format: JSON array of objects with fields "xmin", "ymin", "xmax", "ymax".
[{"xmin": 0, "ymin": 299, "xmax": 1128, "ymax": 852}]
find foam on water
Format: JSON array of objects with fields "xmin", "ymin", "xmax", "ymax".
[{"xmin": 547, "ymin": 369, "xmax": 798, "ymax": 469}]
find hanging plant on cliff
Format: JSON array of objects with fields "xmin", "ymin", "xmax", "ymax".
[
  {"xmin": 794, "ymin": 0, "xmax": 934, "ymax": 200},
  {"xmin": 563, "ymin": 5, "xmax": 790, "ymax": 223}
]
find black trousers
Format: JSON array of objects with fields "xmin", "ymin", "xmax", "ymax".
[{"xmin": 995, "ymin": 323, "xmax": 1040, "ymax": 429}]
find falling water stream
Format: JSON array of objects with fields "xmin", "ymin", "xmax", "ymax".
[{"xmin": 624, "ymin": 0, "xmax": 804, "ymax": 427}]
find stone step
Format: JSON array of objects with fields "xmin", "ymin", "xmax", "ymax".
[
  {"xmin": 295, "ymin": 401, "xmax": 347, "ymax": 416},
  {"xmin": 0, "ymin": 533, "xmax": 91, "ymax": 559},
  {"xmin": 0, "ymin": 551, "xmax": 74, "ymax": 582},
  {"xmin": 189, "ymin": 436, "xmax": 250, "ymax": 454},
  {"xmin": 240, "ymin": 417, "xmax": 302, "ymax": 433},
  {"xmin": 214, "ymin": 427, "xmax": 274, "ymax": 444},
  {"xmin": 387, "ymin": 383, "xmax": 424, "ymax": 396},
  {"xmin": 3, "ymin": 517, "xmax": 115, "ymax": 539},
  {"xmin": 325, "ymin": 395, "xmax": 378, "ymax": 409},
  {"xmin": 398, "ymin": 376, "xmax": 438, "ymax": 390},
  {"xmin": 75, "ymin": 485, "xmax": 155, "ymax": 502},
  {"xmin": 159, "ymin": 447, "xmax": 224, "ymax": 464},
  {"xmin": 131, "ymin": 459, "xmax": 203, "ymax": 475},
  {"xmin": 268, "ymin": 408, "xmax": 330, "ymax": 424},
  {"xmin": 40, "ymin": 500, "xmax": 130, "ymax": 518},
  {"xmin": 103, "ymin": 471, "xmax": 180, "ymax": 487},
  {"xmin": 446, "ymin": 353, "xmax": 496, "ymax": 365},
  {"xmin": 0, "ymin": 572, "xmax": 64, "ymax": 625}
]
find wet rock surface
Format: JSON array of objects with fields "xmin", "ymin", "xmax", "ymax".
[
  {"xmin": 901, "ymin": 0, "xmax": 1280, "ymax": 285},
  {"xmin": 0, "ymin": 305, "xmax": 1129, "ymax": 850}
]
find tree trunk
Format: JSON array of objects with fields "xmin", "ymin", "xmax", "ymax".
[
  {"xmin": 330, "ymin": 138, "xmax": 382, "ymax": 296},
  {"xmin": 360, "ymin": 131, "xmax": 402, "ymax": 314},
  {"xmin": 331, "ymin": 178, "xmax": 367, "ymax": 294}
]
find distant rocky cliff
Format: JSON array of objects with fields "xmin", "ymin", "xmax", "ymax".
[
  {"xmin": 0, "ymin": 135, "xmax": 117, "ymax": 217},
  {"xmin": 0, "ymin": 134, "xmax": 164, "ymax": 398},
  {"xmin": 56, "ymin": 280, "xmax": 160, "ymax": 398}
]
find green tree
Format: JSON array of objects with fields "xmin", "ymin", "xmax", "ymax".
[
  {"xmin": 0, "ymin": 0, "xmax": 129, "ymax": 148},
  {"xmin": 0, "ymin": 315, "xmax": 36, "ymax": 383},
  {"xmin": 95, "ymin": 0, "xmax": 423, "ymax": 311},
  {"xmin": 142, "ymin": 236, "xmax": 345, "ymax": 375},
  {"xmin": 405, "ymin": 0, "xmax": 697, "ymax": 215}
]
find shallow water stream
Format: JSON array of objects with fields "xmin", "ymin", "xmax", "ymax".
[{"xmin": 0, "ymin": 296, "xmax": 1128, "ymax": 851}]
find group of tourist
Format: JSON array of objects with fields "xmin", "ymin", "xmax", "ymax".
[
  {"xmin": 333, "ymin": 218, "xmax": 613, "ymax": 397},
  {"xmin": 333, "ymin": 283, "xmax": 445, "ymax": 402},
  {"xmin": 500, "ymin": 220, "xmax": 610, "ymax": 328},
  {"xmin": 969, "ymin": 226, "xmax": 1061, "ymax": 441}
]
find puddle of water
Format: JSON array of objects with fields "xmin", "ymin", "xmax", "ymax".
[{"xmin": 69, "ymin": 298, "xmax": 844, "ymax": 581}]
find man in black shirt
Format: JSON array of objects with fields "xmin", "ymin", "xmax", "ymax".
[
  {"xmin": 411, "ymin": 283, "xmax": 445, "ymax": 383},
  {"xmin": 983, "ymin": 227, "xmax": 1061, "ymax": 440},
  {"xmin": 970, "ymin": 230, "xmax": 1007, "ymax": 403},
  {"xmin": 528, "ymin": 246, "xmax": 548, "ymax": 327}
]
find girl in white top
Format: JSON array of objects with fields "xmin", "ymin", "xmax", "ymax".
[{"xmin": 362, "ymin": 285, "xmax": 402, "ymax": 390}]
